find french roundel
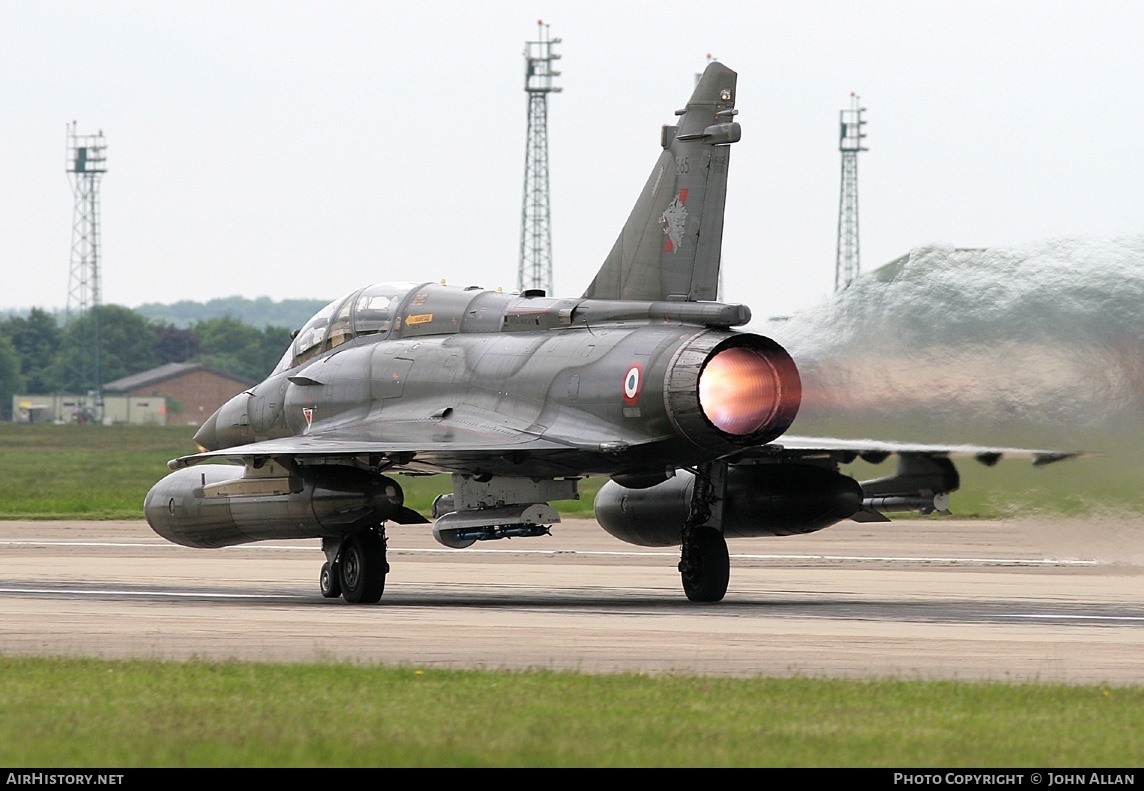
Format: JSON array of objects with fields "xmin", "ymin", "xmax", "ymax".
[{"xmin": 622, "ymin": 362, "xmax": 643, "ymax": 404}]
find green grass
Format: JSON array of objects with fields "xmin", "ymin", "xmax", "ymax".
[
  {"xmin": 802, "ymin": 412, "xmax": 1144, "ymax": 518},
  {"xmin": 839, "ymin": 453, "xmax": 1134, "ymax": 519},
  {"xmin": 838, "ymin": 445, "xmax": 1139, "ymax": 519},
  {"xmin": 0, "ymin": 424, "xmax": 198, "ymax": 519},
  {"xmin": 0, "ymin": 423, "xmax": 599, "ymax": 520},
  {"xmin": 0, "ymin": 422, "xmax": 1137, "ymax": 521},
  {"xmin": 0, "ymin": 657, "xmax": 1139, "ymax": 767}
]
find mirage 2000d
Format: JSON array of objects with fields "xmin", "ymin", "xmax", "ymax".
[{"xmin": 145, "ymin": 62, "xmax": 1077, "ymax": 603}]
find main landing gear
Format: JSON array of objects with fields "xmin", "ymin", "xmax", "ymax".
[
  {"xmin": 679, "ymin": 527, "xmax": 730, "ymax": 602},
  {"xmin": 677, "ymin": 461, "xmax": 731, "ymax": 603},
  {"xmin": 320, "ymin": 526, "xmax": 389, "ymax": 604}
]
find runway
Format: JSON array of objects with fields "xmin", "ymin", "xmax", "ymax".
[{"xmin": 1, "ymin": 518, "xmax": 1142, "ymax": 684}]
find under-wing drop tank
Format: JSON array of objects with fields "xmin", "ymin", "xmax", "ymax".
[
  {"xmin": 594, "ymin": 463, "xmax": 863, "ymax": 547},
  {"xmin": 145, "ymin": 465, "xmax": 409, "ymax": 548}
]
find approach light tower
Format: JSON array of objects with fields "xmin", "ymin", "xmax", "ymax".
[
  {"xmin": 518, "ymin": 20, "xmax": 561, "ymax": 295},
  {"xmin": 835, "ymin": 94, "xmax": 867, "ymax": 292},
  {"xmin": 65, "ymin": 122, "xmax": 108, "ymax": 399}
]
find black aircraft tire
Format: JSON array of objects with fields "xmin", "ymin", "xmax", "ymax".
[
  {"xmin": 339, "ymin": 532, "xmax": 386, "ymax": 604},
  {"xmin": 681, "ymin": 528, "xmax": 730, "ymax": 603},
  {"xmin": 319, "ymin": 562, "xmax": 342, "ymax": 599}
]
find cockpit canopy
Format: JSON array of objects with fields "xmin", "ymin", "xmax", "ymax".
[{"xmin": 273, "ymin": 282, "xmax": 419, "ymax": 374}]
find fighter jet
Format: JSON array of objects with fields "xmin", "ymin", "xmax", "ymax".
[{"xmin": 145, "ymin": 62, "xmax": 1077, "ymax": 603}]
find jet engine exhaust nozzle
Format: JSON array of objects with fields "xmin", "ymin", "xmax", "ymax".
[
  {"xmin": 700, "ymin": 345, "xmax": 785, "ymax": 436},
  {"xmin": 665, "ymin": 332, "xmax": 801, "ymax": 450}
]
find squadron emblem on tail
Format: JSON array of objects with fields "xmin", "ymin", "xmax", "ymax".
[{"xmin": 661, "ymin": 190, "xmax": 688, "ymax": 253}]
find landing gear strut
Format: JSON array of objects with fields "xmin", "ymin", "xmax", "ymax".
[
  {"xmin": 320, "ymin": 526, "xmax": 389, "ymax": 604},
  {"xmin": 678, "ymin": 461, "xmax": 730, "ymax": 602}
]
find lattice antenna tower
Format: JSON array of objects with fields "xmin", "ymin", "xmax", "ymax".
[
  {"xmin": 66, "ymin": 122, "xmax": 108, "ymax": 395},
  {"xmin": 835, "ymin": 94, "xmax": 867, "ymax": 292},
  {"xmin": 518, "ymin": 20, "xmax": 561, "ymax": 295}
]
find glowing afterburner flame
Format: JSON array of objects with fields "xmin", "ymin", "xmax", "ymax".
[{"xmin": 699, "ymin": 347, "xmax": 782, "ymax": 435}]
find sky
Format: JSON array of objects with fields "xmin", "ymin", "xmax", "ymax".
[{"xmin": 3, "ymin": 1, "xmax": 1144, "ymax": 320}]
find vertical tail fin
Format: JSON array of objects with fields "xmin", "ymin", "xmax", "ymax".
[{"xmin": 583, "ymin": 62, "xmax": 740, "ymax": 302}]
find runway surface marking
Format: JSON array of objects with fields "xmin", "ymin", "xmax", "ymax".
[
  {"xmin": 2, "ymin": 586, "xmax": 1141, "ymax": 621},
  {"xmin": 998, "ymin": 613, "xmax": 1144, "ymax": 622},
  {"xmin": 0, "ymin": 539, "xmax": 1101, "ymax": 566},
  {"xmin": 3, "ymin": 519, "xmax": 1138, "ymax": 682},
  {"xmin": 0, "ymin": 586, "xmax": 283, "ymax": 600}
]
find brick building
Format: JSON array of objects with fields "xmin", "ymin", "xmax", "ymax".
[{"xmin": 102, "ymin": 363, "xmax": 255, "ymax": 426}]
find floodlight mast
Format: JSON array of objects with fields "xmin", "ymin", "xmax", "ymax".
[
  {"xmin": 518, "ymin": 20, "xmax": 561, "ymax": 295},
  {"xmin": 835, "ymin": 94, "xmax": 867, "ymax": 292},
  {"xmin": 65, "ymin": 122, "xmax": 108, "ymax": 409}
]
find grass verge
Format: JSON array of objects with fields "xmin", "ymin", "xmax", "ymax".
[
  {"xmin": 0, "ymin": 423, "xmax": 595, "ymax": 520},
  {"xmin": 0, "ymin": 657, "xmax": 1140, "ymax": 767},
  {"xmin": 0, "ymin": 422, "xmax": 1136, "ymax": 521},
  {"xmin": 0, "ymin": 424, "xmax": 197, "ymax": 519}
]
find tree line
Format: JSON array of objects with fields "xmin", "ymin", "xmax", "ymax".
[
  {"xmin": 0, "ymin": 306, "xmax": 292, "ymax": 420},
  {"xmin": 134, "ymin": 296, "xmax": 327, "ymax": 332}
]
